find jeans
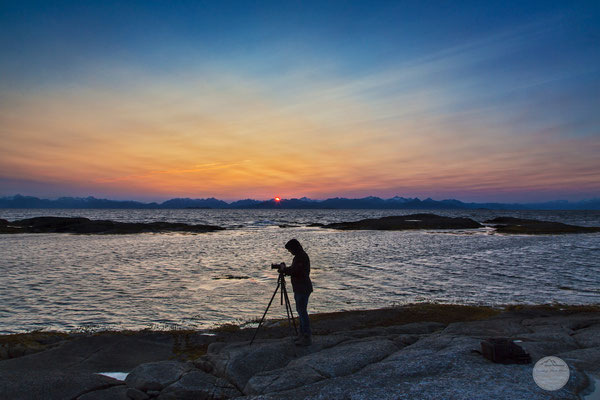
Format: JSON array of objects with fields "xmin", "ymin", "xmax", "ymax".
[{"xmin": 294, "ymin": 292, "xmax": 311, "ymax": 336}]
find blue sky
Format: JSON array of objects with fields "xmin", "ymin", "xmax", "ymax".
[{"xmin": 1, "ymin": 1, "xmax": 599, "ymax": 202}]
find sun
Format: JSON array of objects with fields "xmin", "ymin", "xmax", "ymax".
[{"xmin": 274, "ymin": 197, "xmax": 281, "ymax": 202}]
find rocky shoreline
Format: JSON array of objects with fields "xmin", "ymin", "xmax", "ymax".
[
  {"xmin": 1, "ymin": 304, "xmax": 599, "ymax": 399},
  {"xmin": 2, "ymin": 214, "xmax": 599, "ymax": 235},
  {"xmin": 0, "ymin": 217, "xmax": 224, "ymax": 234}
]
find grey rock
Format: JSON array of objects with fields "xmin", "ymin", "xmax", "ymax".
[
  {"xmin": 340, "ymin": 321, "xmax": 445, "ymax": 339},
  {"xmin": 125, "ymin": 361, "xmax": 192, "ymax": 391},
  {"xmin": 126, "ymin": 387, "xmax": 150, "ymax": 400},
  {"xmin": 0, "ymin": 369, "xmax": 122, "ymax": 400},
  {"xmin": 385, "ymin": 321, "xmax": 447, "ymax": 334},
  {"xmin": 77, "ymin": 385, "xmax": 129, "ymax": 400},
  {"xmin": 159, "ymin": 369, "xmax": 241, "ymax": 399},
  {"xmin": 522, "ymin": 314, "xmax": 600, "ymax": 332},
  {"xmin": 443, "ymin": 318, "xmax": 528, "ymax": 337},
  {"xmin": 514, "ymin": 328, "xmax": 579, "ymax": 347},
  {"xmin": 245, "ymin": 338, "xmax": 399, "ymax": 394},
  {"xmin": 252, "ymin": 335, "xmax": 587, "ymax": 400},
  {"xmin": 518, "ymin": 340, "xmax": 578, "ymax": 362},
  {"xmin": 558, "ymin": 346, "xmax": 600, "ymax": 374},
  {"xmin": 572, "ymin": 324, "xmax": 600, "ymax": 348},
  {"xmin": 244, "ymin": 363, "xmax": 325, "ymax": 396},
  {"xmin": 204, "ymin": 335, "xmax": 348, "ymax": 389}
]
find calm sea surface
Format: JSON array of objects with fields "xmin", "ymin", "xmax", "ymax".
[{"xmin": 1, "ymin": 209, "xmax": 599, "ymax": 334}]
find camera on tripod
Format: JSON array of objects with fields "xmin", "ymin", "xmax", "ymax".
[
  {"xmin": 251, "ymin": 262, "xmax": 297, "ymax": 345},
  {"xmin": 271, "ymin": 262, "xmax": 284, "ymax": 271}
]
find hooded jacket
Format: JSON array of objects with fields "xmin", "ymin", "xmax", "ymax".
[{"xmin": 283, "ymin": 249, "xmax": 313, "ymax": 294}]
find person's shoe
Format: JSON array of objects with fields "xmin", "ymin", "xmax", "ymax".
[{"xmin": 295, "ymin": 334, "xmax": 312, "ymax": 347}]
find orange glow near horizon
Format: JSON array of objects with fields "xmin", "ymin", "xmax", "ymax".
[{"xmin": 0, "ymin": 64, "xmax": 599, "ymax": 203}]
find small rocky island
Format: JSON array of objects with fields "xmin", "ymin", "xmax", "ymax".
[
  {"xmin": 0, "ymin": 217, "xmax": 224, "ymax": 234},
  {"xmin": 314, "ymin": 213, "xmax": 600, "ymax": 235},
  {"xmin": 0, "ymin": 304, "xmax": 598, "ymax": 399},
  {"xmin": 485, "ymin": 217, "xmax": 600, "ymax": 234},
  {"xmin": 321, "ymin": 213, "xmax": 482, "ymax": 230}
]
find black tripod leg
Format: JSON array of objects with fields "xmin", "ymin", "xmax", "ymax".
[
  {"xmin": 250, "ymin": 280, "xmax": 280, "ymax": 345},
  {"xmin": 281, "ymin": 281, "xmax": 298, "ymax": 335}
]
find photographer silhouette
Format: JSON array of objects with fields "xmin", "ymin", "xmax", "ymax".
[{"xmin": 280, "ymin": 239, "xmax": 313, "ymax": 346}]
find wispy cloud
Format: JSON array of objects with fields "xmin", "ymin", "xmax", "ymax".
[{"xmin": 0, "ymin": 13, "xmax": 598, "ymax": 201}]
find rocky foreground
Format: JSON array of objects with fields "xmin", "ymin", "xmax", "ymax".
[
  {"xmin": 0, "ymin": 217, "xmax": 224, "ymax": 234},
  {"xmin": 1, "ymin": 304, "xmax": 599, "ymax": 399}
]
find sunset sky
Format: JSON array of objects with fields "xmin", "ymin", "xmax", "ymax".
[{"xmin": 1, "ymin": 1, "xmax": 599, "ymax": 202}]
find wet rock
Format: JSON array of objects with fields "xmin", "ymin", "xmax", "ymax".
[
  {"xmin": 125, "ymin": 361, "xmax": 193, "ymax": 391},
  {"xmin": 77, "ymin": 385, "xmax": 129, "ymax": 400},
  {"xmin": 485, "ymin": 217, "xmax": 600, "ymax": 234},
  {"xmin": 323, "ymin": 213, "xmax": 482, "ymax": 230},
  {"xmin": 0, "ymin": 216, "xmax": 224, "ymax": 234},
  {"xmin": 158, "ymin": 369, "xmax": 241, "ymax": 399}
]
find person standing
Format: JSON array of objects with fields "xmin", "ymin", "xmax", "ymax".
[{"xmin": 279, "ymin": 238, "xmax": 313, "ymax": 346}]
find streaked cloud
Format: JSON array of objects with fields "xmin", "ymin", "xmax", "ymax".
[{"xmin": 0, "ymin": 2, "xmax": 598, "ymax": 202}]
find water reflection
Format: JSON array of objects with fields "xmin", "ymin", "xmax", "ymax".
[{"xmin": 0, "ymin": 209, "xmax": 599, "ymax": 333}]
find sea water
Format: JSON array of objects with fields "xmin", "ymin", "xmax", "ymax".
[{"xmin": 0, "ymin": 209, "xmax": 598, "ymax": 333}]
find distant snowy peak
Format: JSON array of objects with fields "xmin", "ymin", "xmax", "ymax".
[
  {"xmin": 298, "ymin": 197, "xmax": 321, "ymax": 202},
  {"xmin": 388, "ymin": 196, "xmax": 413, "ymax": 202}
]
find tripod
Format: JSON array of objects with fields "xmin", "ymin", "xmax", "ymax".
[{"xmin": 250, "ymin": 271, "xmax": 298, "ymax": 345}]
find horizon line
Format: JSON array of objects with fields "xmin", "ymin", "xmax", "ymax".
[{"xmin": 2, "ymin": 193, "xmax": 599, "ymax": 205}]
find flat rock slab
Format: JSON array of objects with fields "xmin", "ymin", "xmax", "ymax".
[
  {"xmin": 323, "ymin": 213, "xmax": 482, "ymax": 230},
  {"xmin": 158, "ymin": 369, "xmax": 241, "ymax": 400},
  {"xmin": 0, "ymin": 369, "xmax": 121, "ymax": 400},
  {"xmin": 203, "ymin": 335, "xmax": 349, "ymax": 390},
  {"xmin": 0, "ymin": 333, "xmax": 178, "ymax": 400},
  {"xmin": 442, "ymin": 317, "xmax": 529, "ymax": 337},
  {"xmin": 77, "ymin": 385, "xmax": 130, "ymax": 400},
  {"xmin": 245, "ymin": 338, "xmax": 399, "ymax": 394},
  {"xmin": 125, "ymin": 360, "xmax": 193, "ymax": 391},
  {"xmin": 249, "ymin": 335, "xmax": 588, "ymax": 400}
]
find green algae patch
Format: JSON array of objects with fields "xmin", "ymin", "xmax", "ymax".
[
  {"xmin": 306, "ymin": 303, "xmax": 501, "ymax": 333},
  {"xmin": 0, "ymin": 331, "xmax": 69, "ymax": 360}
]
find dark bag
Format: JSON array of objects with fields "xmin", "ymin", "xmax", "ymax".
[{"xmin": 480, "ymin": 338, "xmax": 531, "ymax": 364}]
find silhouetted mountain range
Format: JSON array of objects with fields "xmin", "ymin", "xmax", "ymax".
[{"xmin": 1, "ymin": 194, "xmax": 599, "ymax": 210}]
